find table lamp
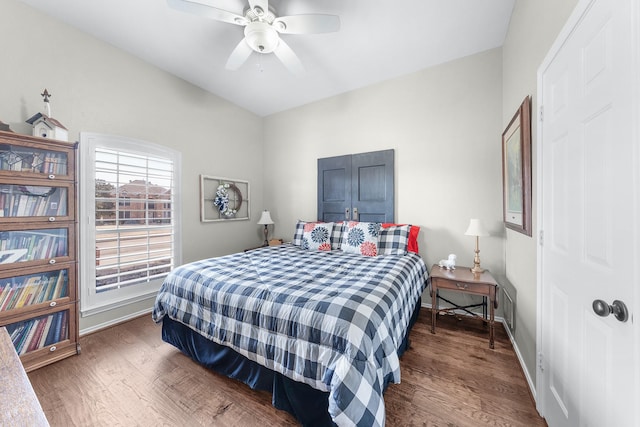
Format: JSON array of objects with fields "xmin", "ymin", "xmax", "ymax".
[
  {"xmin": 465, "ymin": 218, "xmax": 489, "ymax": 274},
  {"xmin": 257, "ymin": 210, "xmax": 274, "ymax": 246}
]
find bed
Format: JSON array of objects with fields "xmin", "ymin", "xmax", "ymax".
[{"xmin": 152, "ymin": 229, "xmax": 427, "ymax": 426}]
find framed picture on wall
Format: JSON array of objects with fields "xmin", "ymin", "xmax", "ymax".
[
  {"xmin": 200, "ymin": 175, "xmax": 250, "ymax": 222},
  {"xmin": 502, "ymin": 96, "xmax": 532, "ymax": 236}
]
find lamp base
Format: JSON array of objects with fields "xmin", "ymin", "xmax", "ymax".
[
  {"xmin": 471, "ymin": 246, "xmax": 483, "ymax": 274},
  {"xmin": 470, "ymin": 265, "xmax": 484, "ymax": 274},
  {"xmin": 262, "ymin": 224, "xmax": 269, "ymax": 247}
]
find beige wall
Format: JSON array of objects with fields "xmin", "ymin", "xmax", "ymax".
[
  {"xmin": 502, "ymin": 0, "xmax": 578, "ymax": 387},
  {"xmin": 0, "ymin": 0, "xmax": 264, "ymax": 331},
  {"xmin": 264, "ymin": 48, "xmax": 505, "ymax": 298}
]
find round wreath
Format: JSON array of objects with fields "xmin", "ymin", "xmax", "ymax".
[{"xmin": 213, "ymin": 183, "xmax": 243, "ymax": 217}]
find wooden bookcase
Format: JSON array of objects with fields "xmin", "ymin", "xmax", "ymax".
[{"xmin": 0, "ymin": 130, "xmax": 79, "ymax": 371}]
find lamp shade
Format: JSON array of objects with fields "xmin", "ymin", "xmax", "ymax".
[
  {"xmin": 465, "ymin": 219, "xmax": 488, "ymax": 237},
  {"xmin": 257, "ymin": 210, "xmax": 274, "ymax": 225}
]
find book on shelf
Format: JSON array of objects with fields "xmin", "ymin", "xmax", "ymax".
[
  {"xmin": 45, "ymin": 274, "xmax": 58, "ymax": 301},
  {"xmin": 42, "ymin": 153, "xmax": 51, "ymax": 175},
  {"xmin": 33, "ymin": 275, "xmax": 50, "ymax": 304},
  {"xmin": 24, "ymin": 320, "xmax": 39, "ymax": 352},
  {"xmin": 9, "ymin": 322, "xmax": 26, "ymax": 345},
  {"xmin": 26, "ymin": 317, "xmax": 48, "ymax": 353},
  {"xmin": 53, "ymin": 269, "xmax": 67, "ymax": 299},
  {"xmin": 25, "ymin": 235, "xmax": 37, "ymax": 261},
  {"xmin": 15, "ymin": 321, "xmax": 34, "ymax": 354},
  {"xmin": 59, "ymin": 275, "xmax": 68, "ymax": 299},
  {"xmin": 14, "ymin": 281, "xmax": 34, "ymax": 309},
  {"xmin": 35, "ymin": 235, "xmax": 50, "ymax": 260},
  {"xmin": 33, "ymin": 196, "xmax": 42, "ymax": 216},
  {"xmin": 44, "ymin": 313, "xmax": 60, "ymax": 346},
  {"xmin": 0, "ymin": 281, "xmax": 10, "ymax": 303},
  {"xmin": 45, "ymin": 188, "xmax": 63, "ymax": 216},
  {"xmin": 37, "ymin": 315, "xmax": 55, "ymax": 349},
  {"xmin": 1, "ymin": 280, "xmax": 18, "ymax": 310},
  {"xmin": 1, "ymin": 197, "xmax": 7, "ymax": 215},
  {"xmin": 24, "ymin": 195, "xmax": 37, "ymax": 217},
  {"xmin": 36, "ymin": 274, "xmax": 52, "ymax": 304},
  {"xmin": 16, "ymin": 320, "xmax": 34, "ymax": 354},
  {"xmin": 0, "ymin": 285, "xmax": 16, "ymax": 311},
  {"xmin": 36, "ymin": 191, "xmax": 51, "ymax": 216},
  {"xmin": 13, "ymin": 283, "xmax": 28, "ymax": 309},
  {"xmin": 10, "ymin": 194, "xmax": 19, "ymax": 216},
  {"xmin": 17, "ymin": 194, "xmax": 28, "ymax": 216},
  {"xmin": 3, "ymin": 286, "xmax": 21, "ymax": 311},
  {"xmin": 23, "ymin": 276, "xmax": 43, "ymax": 307},
  {"xmin": 50, "ymin": 311, "xmax": 65, "ymax": 344},
  {"xmin": 60, "ymin": 310, "xmax": 68, "ymax": 341}
]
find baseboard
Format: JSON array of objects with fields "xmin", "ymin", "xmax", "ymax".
[
  {"xmin": 501, "ymin": 316, "xmax": 537, "ymax": 402},
  {"xmin": 79, "ymin": 307, "xmax": 153, "ymax": 336},
  {"xmin": 420, "ymin": 301, "xmax": 537, "ymax": 404}
]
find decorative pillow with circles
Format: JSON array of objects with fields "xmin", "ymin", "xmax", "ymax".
[
  {"xmin": 302, "ymin": 222, "xmax": 334, "ymax": 251},
  {"xmin": 341, "ymin": 221, "xmax": 381, "ymax": 256}
]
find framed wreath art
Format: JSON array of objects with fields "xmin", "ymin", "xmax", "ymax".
[{"xmin": 200, "ymin": 175, "xmax": 250, "ymax": 222}]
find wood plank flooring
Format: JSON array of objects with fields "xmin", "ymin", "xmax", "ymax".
[{"xmin": 27, "ymin": 309, "xmax": 546, "ymax": 426}]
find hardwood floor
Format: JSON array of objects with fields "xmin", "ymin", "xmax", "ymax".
[{"xmin": 27, "ymin": 308, "xmax": 546, "ymax": 426}]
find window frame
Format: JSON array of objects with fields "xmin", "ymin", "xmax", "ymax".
[{"xmin": 79, "ymin": 133, "xmax": 181, "ymax": 316}]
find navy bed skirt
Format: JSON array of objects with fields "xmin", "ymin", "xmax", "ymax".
[{"xmin": 160, "ymin": 298, "xmax": 421, "ymax": 426}]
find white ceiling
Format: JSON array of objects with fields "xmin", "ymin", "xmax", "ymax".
[{"xmin": 17, "ymin": 0, "xmax": 515, "ymax": 117}]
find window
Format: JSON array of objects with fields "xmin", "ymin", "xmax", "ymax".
[{"xmin": 79, "ymin": 133, "xmax": 181, "ymax": 315}]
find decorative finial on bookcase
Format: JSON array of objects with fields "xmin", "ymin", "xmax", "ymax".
[{"xmin": 41, "ymin": 88, "xmax": 51, "ymax": 117}]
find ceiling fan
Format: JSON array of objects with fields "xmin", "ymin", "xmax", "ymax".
[{"xmin": 167, "ymin": 0, "xmax": 341, "ymax": 74}]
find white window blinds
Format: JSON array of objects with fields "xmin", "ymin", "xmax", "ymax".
[
  {"xmin": 79, "ymin": 133, "xmax": 181, "ymax": 316},
  {"xmin": 94, "ymin": 148, "xmax": 175, "ymax": 292}
]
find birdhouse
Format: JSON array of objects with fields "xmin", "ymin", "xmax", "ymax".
[
  {"xmin": 25, "ymin": 89, "xmax": 68, "ymax": 141},
  {"xmin": 25, "ymin": 112, "xmax": 68, "ymax": 141}
]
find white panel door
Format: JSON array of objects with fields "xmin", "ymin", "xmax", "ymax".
[{"xmin": 538, "ymin": 0, "xmax": 638, "ymax": 426}]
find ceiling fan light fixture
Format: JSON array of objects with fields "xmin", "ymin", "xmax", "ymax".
[
  {"xmin": 274, "ymin": 20, "xmax": 286, "ymax": 32},
  {"xmin": 244, "ymin": 21, "xmax": 279, "ymax": 53},
  {"xmin": 253, "ymin": 6, "xmax": 264, "ymax": 17}
]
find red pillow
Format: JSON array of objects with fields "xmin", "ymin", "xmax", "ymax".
[{"xmin": 381, "ymin": 223, "xmax": 420, "ymax": 253}]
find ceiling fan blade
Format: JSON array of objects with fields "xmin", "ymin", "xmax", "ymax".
[
  {"xmin": 273, "ymin": 39, "xmax": 304, "ymax": 75},
  {"xmin": 248, "ymin": 0, "xmax": 269, "ymax": 16},
  {"xmin": 273, "ymin": 14, "xmax": 340, "ymax": 34},
  {"xmin": 167, "ymin": 0, "xmax": 247, "ymax": 26},
  {"xmin": 225, "ymin": 38, "xmax": 253, "ymax": 70},
  {"xmin": 225, "ymin": 39, "xmax": 253, "ymax": 70}
]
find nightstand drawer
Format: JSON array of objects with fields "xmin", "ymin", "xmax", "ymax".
[{"xmin": 433, "ymin": 278, "xmax": 493, "ymax": 296}]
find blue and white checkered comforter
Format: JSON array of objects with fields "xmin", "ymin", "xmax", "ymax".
[{"xmin": 152, "ymin": 244, "xmax": 427, "ymax": 426}]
